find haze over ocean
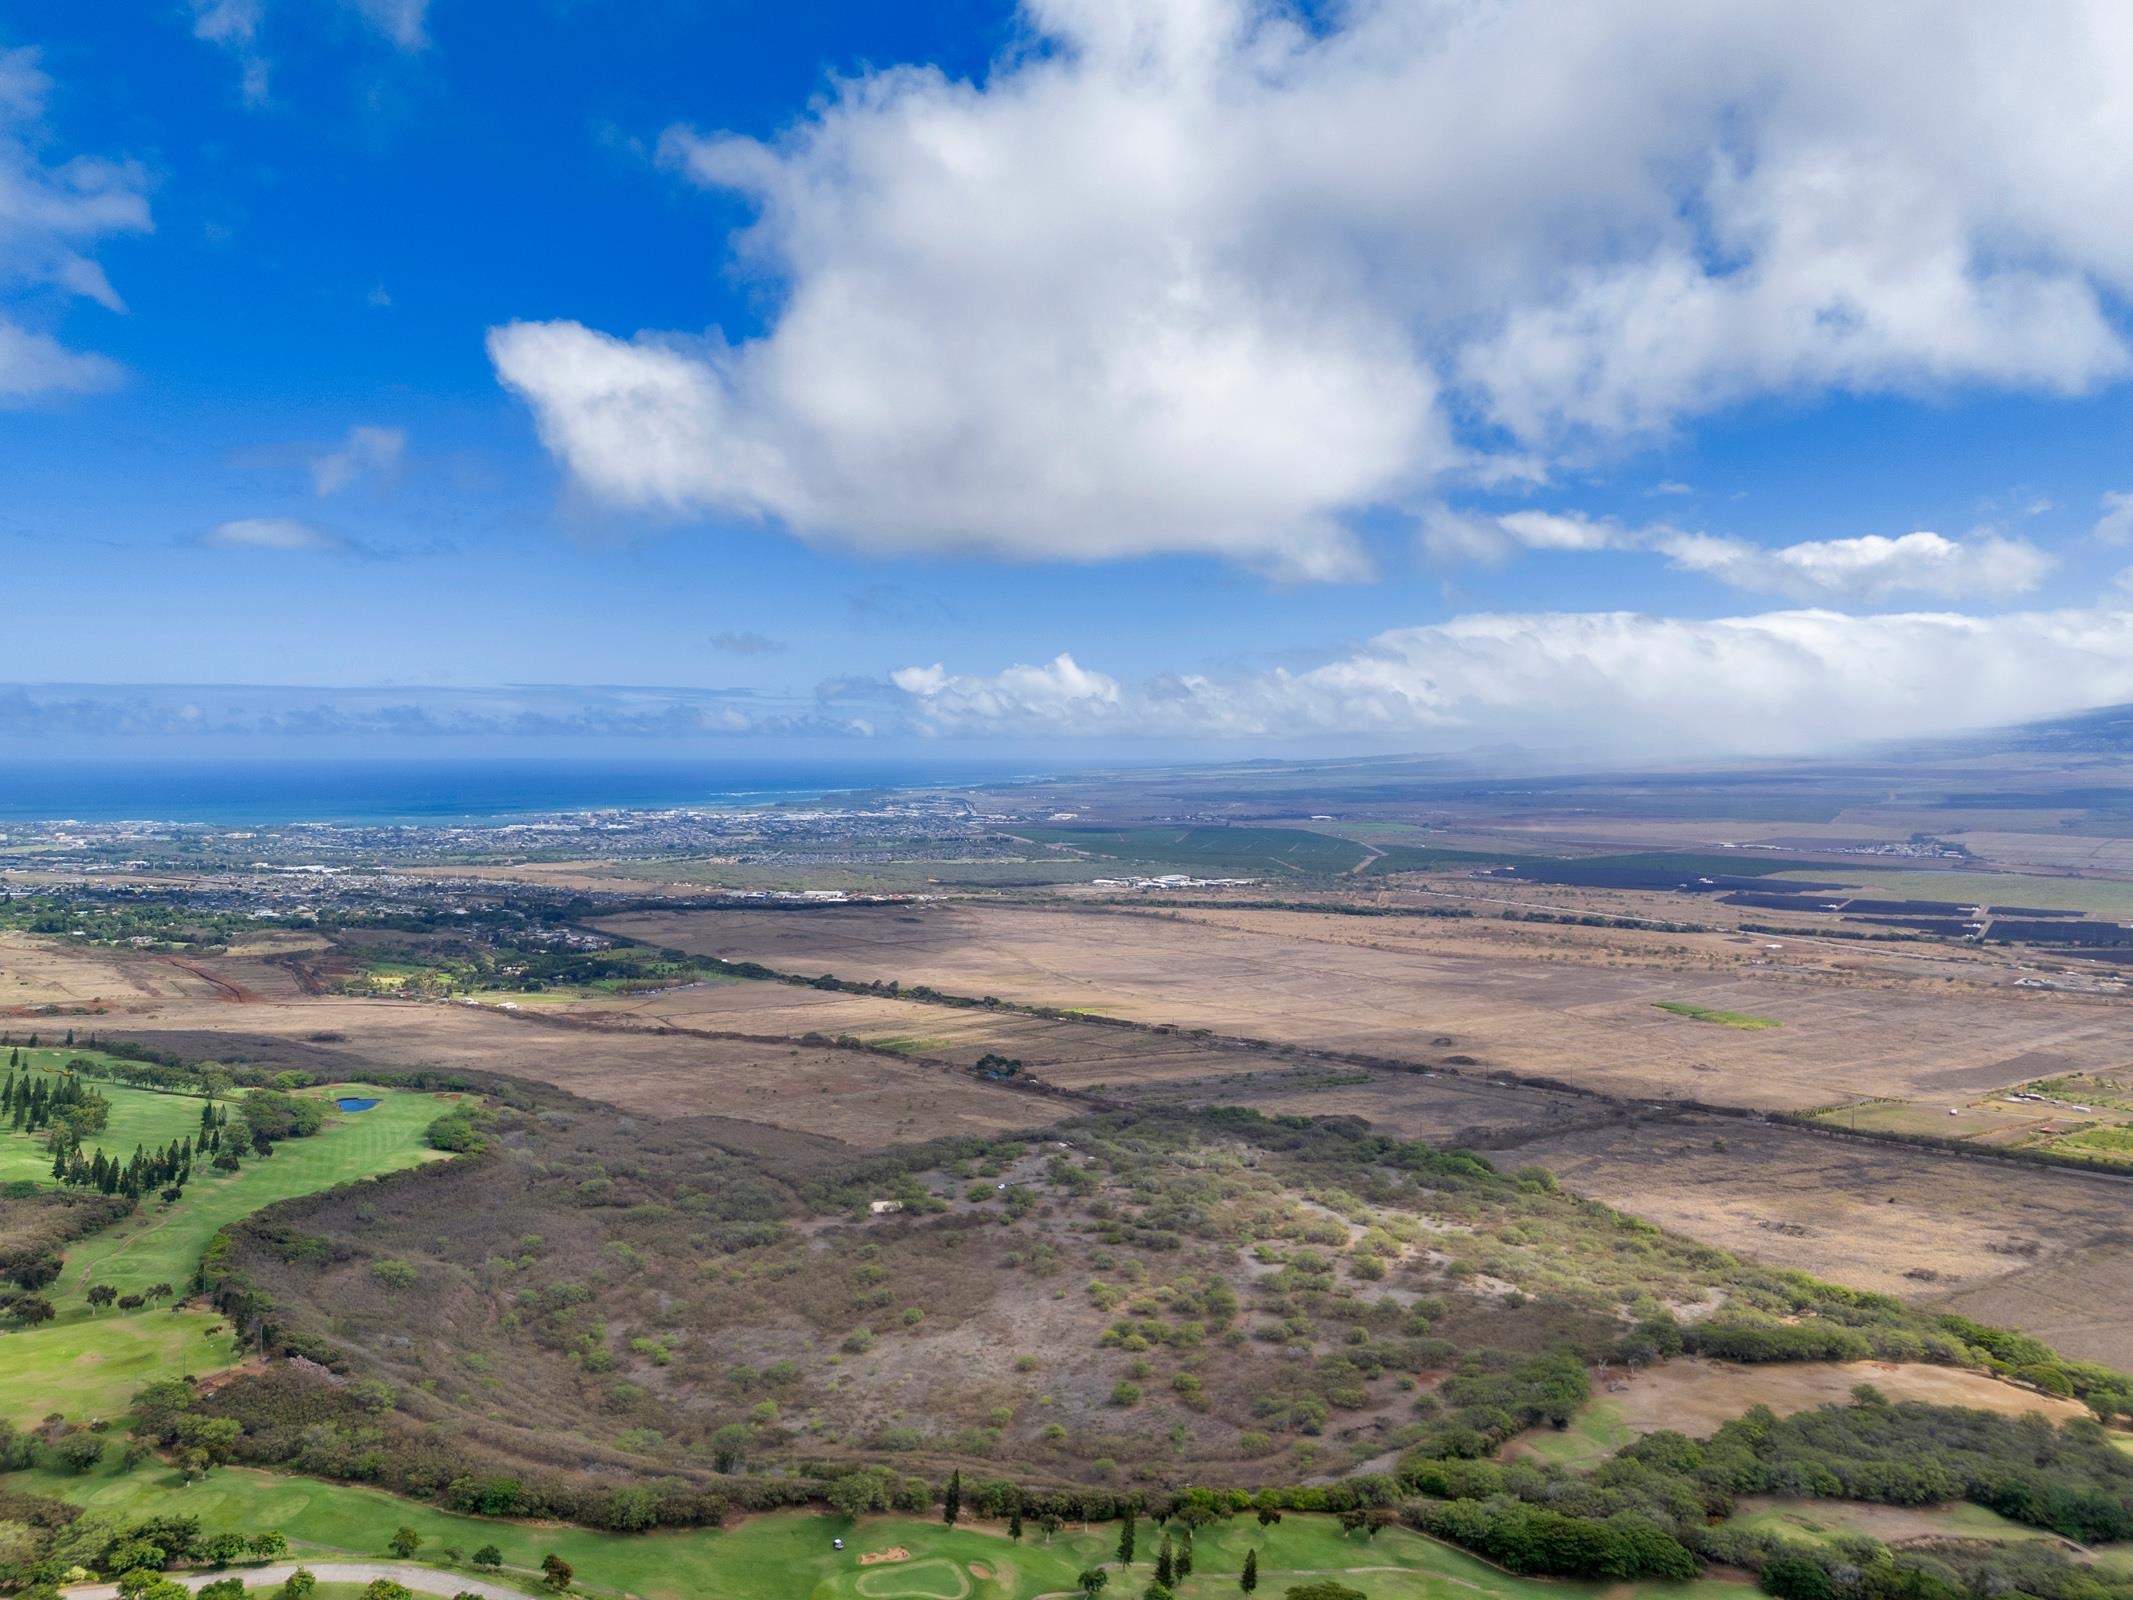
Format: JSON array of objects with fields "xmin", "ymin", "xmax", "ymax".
[{"xmin": 0, "ymin": 759, "xmax": 1034, "ymax": 826}]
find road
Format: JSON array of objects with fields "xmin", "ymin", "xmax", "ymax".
[{"xmin": 65, "ymin": 1561, "xmax": 528, "ymax": 1599}]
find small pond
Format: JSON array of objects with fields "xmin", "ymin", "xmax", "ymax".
[{"xmin": 334, "ymin": 1097, "xmax": 381, "ymax": 1112}]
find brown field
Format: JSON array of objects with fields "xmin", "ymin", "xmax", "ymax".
[
  {"xmin": 597, "ymin": 903, "xmax": 2133, "ymax": 1113},
  {"xmin": 569, "ymin": 976, "xmax": 1280, "ymax": 1090},
  {"xmin": 1508, "ymin": 1113, "xmax": 2133, "ymax": 1367},
  {"xmin": 1933, "ymin": 1237, "xmax": 2133, "ymax": 1375},
  {"xmin": 1607, "ymin": 1357, "xmax": 2094, "ymax": 1436},
  {"xmin": 0, "ymin": 930, "xmax": 207, "ymax": 1013},
  {"xmin": 1201, "ymin": 1069, "xmax": 1594, "ymax": 1145},
  {"xmin": 98, "ymin": 993, "xmax": 1063, "ymax": 1150}
]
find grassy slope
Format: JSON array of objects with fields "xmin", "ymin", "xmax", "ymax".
[
  {"xmin": 7, "ymin": 1458, "xmax": 1755, "ymax": 1600},
  {"xmin": 0, "ymin": 1084, "xmax": 444, "ymax": 1426}
]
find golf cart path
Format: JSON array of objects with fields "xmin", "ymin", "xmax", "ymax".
[{"xmin": 65, "ymin": 1560, "xmax": 524, "ymax": 1599}]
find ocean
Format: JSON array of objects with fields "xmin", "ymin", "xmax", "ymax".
[{"xmin": 0, "ymin": 758, "xmax": 1034, "ymax": 826}]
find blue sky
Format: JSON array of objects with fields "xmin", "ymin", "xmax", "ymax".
[{"xmin": 5, "ymin": 1, "xmax": 2133, "ymax": 761}]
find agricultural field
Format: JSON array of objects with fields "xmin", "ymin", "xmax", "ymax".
[{"xmin": 1810, "ymin": 1070, "xmax": 2133, "ymax": 1168}]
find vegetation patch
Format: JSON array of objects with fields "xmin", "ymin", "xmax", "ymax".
[{"xmin": 1653, "ymin": 1001, "xmax": 1781, "ymax": 1030}]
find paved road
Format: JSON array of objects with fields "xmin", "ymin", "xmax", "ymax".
[{"xmin": 65, "ymin": 1560, "xmax": 527, "ymax": 1599}]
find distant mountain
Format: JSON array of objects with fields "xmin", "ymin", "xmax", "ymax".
[{"xmin": 1974, "ymin": 703, "xmax": 2133, "ymax": 755}]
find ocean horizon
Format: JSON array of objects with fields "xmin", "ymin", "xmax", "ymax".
[{"xmin": 0, "ymin": 757, "xmax": 1039, "ymax": 827}]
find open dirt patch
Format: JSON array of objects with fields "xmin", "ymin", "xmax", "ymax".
[{"xmin": 859, "ymin": 1547, "xmax": 912, "ymax": 1565}]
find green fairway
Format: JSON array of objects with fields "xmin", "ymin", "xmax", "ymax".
[
  {"xmin": 1653, "ymin": 1001, "xmax": 1781, "ymax": 1030},
  {"xmin": 0, "ymin": 1083, "xmax": 446, "ymax": 1424},
  {"xmin": 58, "ymin": 1084, "xmax": 444, "ymax": 1307},
  {"xmin": 0, "ymin": 1310, "xmax": 240, "ymax": 1427},
  {"xmin": 6, "ymin": 1457, "xmax": 1756, "ymax": 1600}
]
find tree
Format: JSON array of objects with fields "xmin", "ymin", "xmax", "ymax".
[
  {"xmin": 54, "ymin": 1431, "xmax": 106, "ymax": 1473},
  {"xmin": 1079, "ymin": 1569, "xmax": 1110, "ymax": 1598},
  {"xmin": 1155, "ymin": 1538, "xmax": 1175, "ymax": 1587},
  {"xmin": 1241, "ymin": 1549, "xmax": 1259, "ymax": 1593},
  {"xmin": 1283, "ymin": 1586, "xmax": 1365, "ymax": 1600},
  {"xmin": 278, "ymin": 1571, "xmax": 317, "ymax": 1599},
  {"xmin": 1009, "ymin": 1499, "xmax": 1024, "ymax": 1543},
  {"xmin": 198, "ymin": 1582, "xmax": 247, "ymax": 1600},
  {"xmin": 11, "ymin": 1294, "xmax": 55, "ymax": 1326},
  {"xmin": 87, "ymin": 1283, "xmax": 117, "ymax": 1311},
  {"xmin": 1041, "ymin": 1513, "xmax": 1064, "ymax": 1543},
  {"xmin": 207, "ymin": 1530, "xmax": 249, "ymax": 1564},
  {"xmin": 943, "ymin": 1467, "xmax": 962, "ymax": 1526},
  {"xmin": 1118, "ymin": 1507, "xmax": 1137, "ymax": 1565},
  {"xmin": 361, "ymin": 1584, "xmax": 414, "ymax": 1600},
  {"xmin": 388, "ymin": 1525, "xmax": 423, "ymax": 1558},
  {"xmin": 472, "ymin": 1545, "xmax": 504, "ymax": 1570},
  {"xmin": 541, "ymin": 1553, "xmax": 574, "ymax": 1590},
  {"xmin": 251, "ymin": 1530, "xmax": 290, "ymax": 1559},
  {"xmin": 1175, "ymin": 1535, "xmax": 1194, "ymax": 1580},
  {"xmin": 10, "ymin": 1252, "xmax": 60, "ymax": 1290}
]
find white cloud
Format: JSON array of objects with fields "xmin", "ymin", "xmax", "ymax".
[
  {"xmin": 1423, "ymin": 506, "xmax": 2051, "ymax": 601},
  {"xmin": 190, "ymin": 0, "xmax": 428, "ymax": 101},
  {"xmin": 0, "ymin": 321, "xmax": 121, "ymax": 401},
  {"xmin": 345, "ymin": 0, "xmax": 429, "ymax": 51},
  {"xmin": 494, "ymin": 0, "xmax": 2133, "ymax": 576},
  {"xmin": 893, "ymin": 604, "xmax": 2133, "ymax": 757},
  {"xmin": 309, "ymin": 424, "xmax": 406, "ymax": 495},
  {"xmin": 188, "ymin": 1, "xmax": 269, "ymax": 103},
  {"xmin": 0, "ymin": 48, "xmax": 151, "ymax": 403},
  {"xmin": 2095, "ymin": 491, "xmax": 2133, "ymax": 546},
  {"xmin": 1652, "ymin": 530, "xmax": 2053, "ymax": 602},
  {"xmin": 201, "ymin": 517, "xmax": 348, "ymax": 553},
  {"xmin": 710, "ymin": 629, "xmax": 787, "ymax": 655}
]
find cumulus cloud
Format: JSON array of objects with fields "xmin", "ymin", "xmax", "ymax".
[
  {"xmin": 201, "ymin": 517, "xmax": 349, "ymax": 554},
  {"xmin": 0, "ymin": 48, "xmax": 151, "ymax": 402},
  {"xmin": 494, "ymin": 0, "xmax": 2133, "ymax": 576},
  {"xmin": 309, "ymin": 424, "xmax": 405, "ymax": 495},
  {"xmin": 892, "ymin": 605, "xmax": 2133, "ymax": 757}
]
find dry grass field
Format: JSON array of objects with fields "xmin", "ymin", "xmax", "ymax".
[
  {"xmin": 97, "ymin": 996, "xmax": 1061, "ymax": 1149},
  {"xmin": 1507, "ymin": 1113, "xmax": 2133, "ymax": 1367},
  {"xmin": 0, "ymin": 929, "xmax": 209, "ymax": 1013},
  {"xmin": 597, "ymin": 903, "xmax": 2133, "ymax": 1112}
]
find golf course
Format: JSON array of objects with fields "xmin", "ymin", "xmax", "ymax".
[
  {"xmin": 0, "ymin": 1068, "xmax": 446, "ymax": 1425},
  {"xmin": 6, "ymin": 1453, "xmax": 1761, "ymax": 1600}
]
